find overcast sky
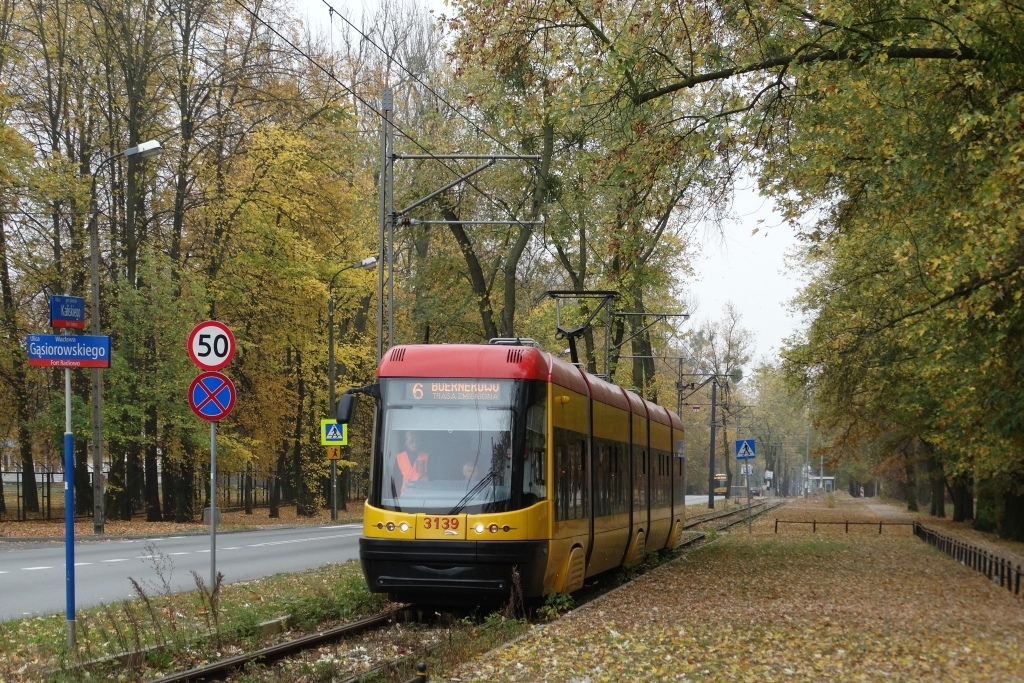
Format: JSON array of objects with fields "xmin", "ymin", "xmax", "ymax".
[
  {"xmin": 687, "ymin": 181, "xmax": 806, "ymax": 363},
  {"xmin": 286, "ymin": 0, "xmax": 808, "ymax": 362}
]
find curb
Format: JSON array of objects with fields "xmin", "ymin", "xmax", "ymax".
[{"xmin": 0, "ymin": 521, "xmax": 363, "ymax": 544}]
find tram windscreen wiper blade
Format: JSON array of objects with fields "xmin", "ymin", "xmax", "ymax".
[{"xmin": 448, "ymin": 470, "xmax": 496, "ymax": 515}]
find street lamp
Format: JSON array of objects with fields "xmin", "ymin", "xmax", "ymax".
[
  {"xmin": 327, "ymin": 256, "xmax": 377, "ymax": 520},
  {"xmin": 89, "ymin": 139, "xmax": 163, "ymax": 534}
]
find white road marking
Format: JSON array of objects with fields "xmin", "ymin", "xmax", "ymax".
[
  {"xmin": 0, "ymin": 571, "xmax": 8, "ymax": 574},
  {"xmin": 247, "ymin": 532, "xmax": 360, "ymax": 548},
  {"xmin": 102, "ymin": 559, "xmax": 130, "ymax": 563},
  {"xmin": 222, "ymin": 547, "xmax": 240, "ymax": 550},
  {"xmin": 74, "ymin": 562, "xmax": 92, "ymax": 567},
  {"xmin": 196, "ymin": 549, "xmax": 210, "ymax": 553},
  {"xmin": 169, "ymin": 552, "xmax": 190, "ymax": 556},
  {"xmin": 21, "ymin": 567, "xmax": 52, "ymax": 571}
]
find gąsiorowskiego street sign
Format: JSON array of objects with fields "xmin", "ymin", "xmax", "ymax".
[{"xmin": 27, "ymin": 334, "xmax": 110, "ymax": 368}]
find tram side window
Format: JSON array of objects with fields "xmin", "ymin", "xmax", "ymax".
[
  {"xmin": 593, "ymin": 437, "xmax": 628, "ymax": 517},
  {"xmin": 554, "ymin": 427, "xmax": 588, "ymax": 521},
  {"xmin": 649, "ymin": 449, "xmax": 671, "ymax": 507},
  {"xmin": 523, "ymin": 396, "xmax": 547, "ymax": 505},
  {"xmin": 632, "ymin": 444, "xmax": 647, "ymax": 508}
]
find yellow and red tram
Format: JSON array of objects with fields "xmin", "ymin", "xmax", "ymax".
[{"xmin": 340, "ymin": 342, "xmax": 685, "ymax": 603}]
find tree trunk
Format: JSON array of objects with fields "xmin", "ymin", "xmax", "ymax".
[
  {"xmin": 244, "ymin": 461, "xmax": 253, "ymax": 515},
  {"xmin": 951, "ymin": 475, "xmax": 973, "ymax": 522},
  {"xmin": 926, "ymin": 447, "xmax": 945, "ymax": 518},
  {"xmin": 903, "ymin": 445, "xmax": 918, "ymax": 512},
  {"xmin": 439, "ymin": 203, "xmax": 498, "ymax": 340},
  {"xmin": 269, "ymin": 451, "xmax": 286, "ymax": 518},
  {"xmin": 162, "ymin": 456, "xmax": 177, "ymax": 521},
  {"xmin": 0, "ymin": 215, "xmax": 39, "ymax": 514},
  {"xmin": 144, "ymin": 403, "xmax": 161, "ymax": 521},
  {"xmin": 999, "ymin": 481, "xmax": 1024, "ymax": 542}
]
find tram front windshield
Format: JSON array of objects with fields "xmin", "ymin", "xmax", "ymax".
[{"xmin": 379, "ymin": 379, "xmax": 517, "ymax": 514}]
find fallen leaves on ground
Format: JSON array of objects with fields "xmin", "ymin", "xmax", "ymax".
[{"xmin": 447, "ymin": 495, "xmax": 1024, "ymax": 682}]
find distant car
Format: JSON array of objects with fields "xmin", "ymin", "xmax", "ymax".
[{"xmin": 749, "ymin": 487, "xmax": 761, "ymax": 496}]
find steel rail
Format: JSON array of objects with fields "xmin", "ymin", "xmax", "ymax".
[
  {"xmin": 683, "ymin": 500, "xmax": 772, "ymax": 529},
  {"xmin": 149, "ymin": 609, "xmax": 401, "ymax": 683}
]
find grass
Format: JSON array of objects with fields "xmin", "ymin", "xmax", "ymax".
[{"xmin": 0, "ymin": 552, "xmax": 388, "ymax": 682}]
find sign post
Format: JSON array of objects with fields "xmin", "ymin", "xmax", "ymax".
[
  {"xmin": 321, "ymin": 420, "xmax": 347, "ymax": 521},
  {"xmin": 187, "ymin": 322, "xmax": 236, "ymax": 589},
  {"xmin": 29, "ymin": 297, "xmax": 110, "ymax": 650},
  {"xmin": 736, "ymin": 439, "xmax": 756, "ymax": 533}
]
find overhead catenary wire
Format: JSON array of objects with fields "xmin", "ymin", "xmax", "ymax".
[
  {"xmin": 230, "ymin": 0, "xmax": 536, "ymax": 228},
  {"xmin": 314, "ymin": 0, "xmax": 589, "ymax": 237}
]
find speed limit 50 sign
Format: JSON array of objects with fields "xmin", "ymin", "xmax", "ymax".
[{"xmin": 188, "ymin": 321, "xmax": 236, "ymax": 371}]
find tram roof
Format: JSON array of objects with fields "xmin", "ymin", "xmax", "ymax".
[
  {"xmin": 377, "ymin": 344, "xmax": 681, "ymax": 426},
  {"xmin": 378, "ymin": 344, "xmax": 552, "ymax": 380}
]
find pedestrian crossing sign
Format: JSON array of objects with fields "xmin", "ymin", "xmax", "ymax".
[
  {"xmin": 320, "ymin": 419, "xmax": 348, "ymax": 446},
  {"xmin": 735, "ymin": 439, "xmax": 756, "ymax": 459}
]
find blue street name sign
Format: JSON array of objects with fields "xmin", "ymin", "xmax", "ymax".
[
  {"xmin": 27, "ymin": 334, "xmax": 110, "ymax": 368},
  {"xmin": 735, "ymin": 439, "xmax": 756, "ymax": 460},
  {"xmin": 49, "ymin": 295, "xmax": 85, "ymax": 329}
]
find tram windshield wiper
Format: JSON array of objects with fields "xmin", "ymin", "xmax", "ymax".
[{"xmin": 448, "ymin": 469, "xmax": 496, "ymax": 515}]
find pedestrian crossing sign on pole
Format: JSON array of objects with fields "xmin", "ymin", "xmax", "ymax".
[
  {"xmin": 320, "ymin": 419, "xmax": 348, "ymax": 446},
  {"xmin": 735, "ymin": 439, "xmax": 756, "ymax": 460},
  {"xmin": 326, "ymin": 446, "xmax": 342, "ymax": 460}
]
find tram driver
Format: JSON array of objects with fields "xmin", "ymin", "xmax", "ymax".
[{"xmin": 396, "ymin": 431, "xmax": 429, "ymax": 492}]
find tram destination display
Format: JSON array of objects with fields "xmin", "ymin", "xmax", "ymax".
[{"xmin": 392, "ymin": 379, "xmax": 512, "ymax": 404}]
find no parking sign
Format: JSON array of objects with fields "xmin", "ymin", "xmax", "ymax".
[{"xmin": 188, "ymin": 372, "xmax": 236, "ymax": 421}]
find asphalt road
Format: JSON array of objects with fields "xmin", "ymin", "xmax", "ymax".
[{"xmin": 0, "ymin": 525, "xmax": 363, "ymax": 621}]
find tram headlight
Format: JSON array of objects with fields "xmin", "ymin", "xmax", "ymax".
[
  {"xmin": 489, "ymin": 524, "xmax": 499, "ymax": 534},
  {"xmin": 386, "ymin": 522, "xmax": 395, "ymax": 531},
  {"xmin": 399, "ymin": 522, "xmax": 409, "ymax": 533},
  {"xmin": 475, "ymin": 523, "xmax": 485, "ymax": 534}
]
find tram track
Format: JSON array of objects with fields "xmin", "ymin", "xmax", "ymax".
[
  {"xmin": 155, "ymin": 499, "xmax": 788, "ymax": 683},
  {"xmin": 682, "ymin": 498, "xmax": 774, "ymax": 530}
]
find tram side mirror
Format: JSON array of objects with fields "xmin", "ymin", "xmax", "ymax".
[{"xmin": 336, "ymin": 393, "xmax": 356, "ymax": 424}]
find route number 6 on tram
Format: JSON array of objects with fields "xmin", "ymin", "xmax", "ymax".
[{"xmin": 188, "ymin": 321, "xmax": 236, "ymax": 371}]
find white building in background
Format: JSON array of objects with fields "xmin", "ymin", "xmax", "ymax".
[{"xmin": 808, "ymin": 474, "xmax": 835, "ymax": 492}]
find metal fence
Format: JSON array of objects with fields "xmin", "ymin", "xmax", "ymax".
[
  {"xmin": 914, "ymin": 522, "xmax": 1022, "ymax": 598},
  {"xmin": 1, "ymin": 466, "xmax": 78, "ymax": 521},
  {"xmin": 774, "ymin": 519, "xmax": 914, "ymax": 534},
  {"xmin": 1, "ymin": 468, "xmax": 361, "ymax": 522}
]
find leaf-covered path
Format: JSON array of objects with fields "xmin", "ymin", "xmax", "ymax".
[{"xmin": 448, "ymin": 496, "xmax": 1024, "ymax": 682}]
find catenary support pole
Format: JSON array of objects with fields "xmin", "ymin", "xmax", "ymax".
[
  {"xmin": 708, "ymin": 378, "xmax": 717, "ymax": 509},
  {"xmin": 386, "ymin": 97, "xmax": 395, "ymax": 350},
  {"xmin": 90, "ymin": 200, "xmax": 104, "ymax": 535},
  {"xmin": 328, "ymin": 298, "xmax": 337, "ymax": 521},
  {"xmin": 376, "ymin": 89, "xmax": 392, "ymax": 362},
  {"xmin": 64, "ymin": 367, "xmax": 76, "ymax": 648}
]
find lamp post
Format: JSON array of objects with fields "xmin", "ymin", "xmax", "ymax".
[
  {"xmin": 89, "ymin": 140, "xmax": 163, "ymax": 535},
  {"xmin": 327, "ymin": 256, "xmax": 377, "ymax": 520}
]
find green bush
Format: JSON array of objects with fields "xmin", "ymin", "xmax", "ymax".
[{"xmin": 536, "ymin": 590, "xmax": 574, "ymax": 621}]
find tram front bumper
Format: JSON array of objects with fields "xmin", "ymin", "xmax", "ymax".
[{"xmin": 359, "ymin": 538, "xmax": 548, "ymax": 601}]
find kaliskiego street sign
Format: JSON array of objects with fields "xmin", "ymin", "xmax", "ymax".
[{"xmin": 49, "ymin": 295, "xmax": 85, "ymax": 329}]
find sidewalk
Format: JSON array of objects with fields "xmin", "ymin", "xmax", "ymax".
[
  {"xmin": 448, "ymin": 495, "xmax": 1024, "ymax": 682},
  {"xmin": 0, "ymin": 505, "xmax": 363, "ymax": 540}
]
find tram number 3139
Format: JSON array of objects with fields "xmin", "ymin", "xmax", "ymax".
[{"xmin": 423, "ymin": 516, "xmax": 459, "ymax": 530}]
